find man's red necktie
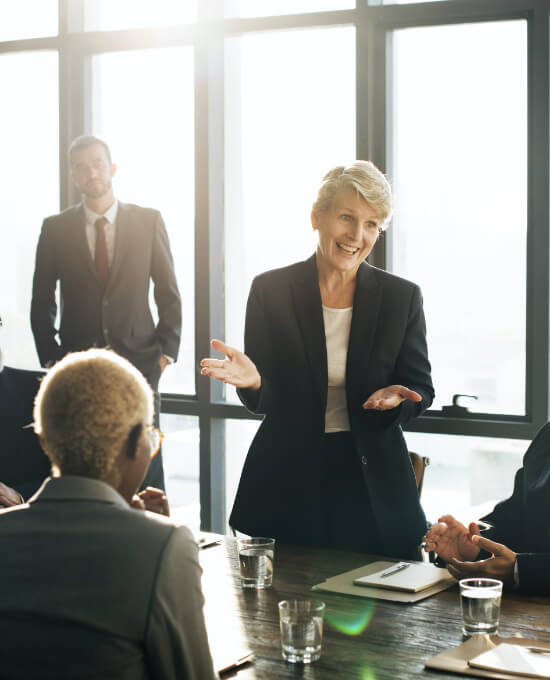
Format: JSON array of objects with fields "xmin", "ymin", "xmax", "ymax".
[{"xmin": 94, "ymin": 216, "xmax": 109, "ymax": 288}]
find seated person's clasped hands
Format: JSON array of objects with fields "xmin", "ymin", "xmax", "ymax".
[
  {"xmin": 131, "ymin": 485, "xmax": 170, "ymax": 516},
  {"xmin": 424, "ymin": 515, "xmax": 517, "ymax": 586}
]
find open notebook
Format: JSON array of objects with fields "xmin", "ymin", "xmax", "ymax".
[
  {"xmin": 353, "ymin": 560, "xmax": 455, "ymax": 593},
  {"xmin": 313, "ymin": 559, "xmax": 456, "ymax": 603}
]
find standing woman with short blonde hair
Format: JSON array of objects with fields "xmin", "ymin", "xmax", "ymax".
[{"xmin": 201, "ymin": 161, "xmax": 434, "ymax": 558}]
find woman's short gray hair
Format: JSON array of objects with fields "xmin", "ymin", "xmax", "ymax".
[{"xmin": 312, "ymin": 161, "xmax": 393, "ymax": 228}]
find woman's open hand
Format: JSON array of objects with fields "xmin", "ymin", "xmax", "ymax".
[
  {"xmin": 200, "ymin": 339, "xmax": 261, "ymax": 390},
  {"xmin": 362, "ymin": 385, "xmax": 421, "ymax": 411}
]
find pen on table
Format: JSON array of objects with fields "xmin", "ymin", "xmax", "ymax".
[
  {"xmin": 526, "ymin": 647, "xmax": 550, "ymax": 655},
  {"xmin": 219, "ymin": 653, "xmax": 254, "ymax": 675},
  {"xmin": 380, "ymin": 562, "xmax": 411, "ymax": 578}
]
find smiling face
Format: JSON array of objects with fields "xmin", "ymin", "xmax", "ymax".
[{"xmin": 312, "ymin": 186, "xmax": 381, "ymax": 275}]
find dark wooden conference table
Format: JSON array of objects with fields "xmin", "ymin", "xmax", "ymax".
[{"xmin": 200, "ymin": 539, "xmax": 550, "ymax": 679}]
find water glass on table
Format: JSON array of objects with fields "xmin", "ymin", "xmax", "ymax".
[
  {"xmin": 237, "ymin": 537, "xmax": 275, "ymax": 589},
  {"xmin": 278, "ymin": 600, "xmax": 326, "ymax": 664},
  {"xmin": 459, "ymin": 578, "xmax": 503, "ymax": 637}
]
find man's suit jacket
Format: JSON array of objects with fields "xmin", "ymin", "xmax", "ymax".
[
  {"xmin": 0, "ymin": 476, "xmax": 216, "ymax": 680},
  {"xmin": 482, "ymin": 422, "xmax": 550, "ymax": 594},
  {"xmin": 0, "ymin": 366, "xmax": 50, "ymax": 498},
  {"xmin": 30, "ymin": 201, "xmax": 182, "ymax": 387},
  {"xmin": 230, "ymin": 254, "xmax": 434, "ymax": 559}
]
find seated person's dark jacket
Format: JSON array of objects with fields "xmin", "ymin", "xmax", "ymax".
[
  {"xmin": 481, "ymin": 422, "xmax": 550, "ymax": 594},
  {"xmin": 0, "ymin": 366, "xmax": 50, "ymax": 498}
]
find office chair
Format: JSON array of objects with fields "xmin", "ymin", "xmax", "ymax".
[
  {"xmin": 409, "ymin": 451, "xmax": 430, "ymax": 498},
  {"xmin": 0, "ymin": 366, "xmax": 50, "ymax": 498}
]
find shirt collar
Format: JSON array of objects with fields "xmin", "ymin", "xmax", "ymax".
[
  {"xmin": 83, "ymin": 198, "xmax": 119, "ymax": 226},
  {"xmin": 28, "ymin": 475, "xmax": 129, "ymax": 509}
]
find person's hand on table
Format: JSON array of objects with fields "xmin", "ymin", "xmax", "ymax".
[
  {"xmin": 447, "ymin": 535, "xmax": 517, "ymax": 586},
  {"xmin": 0, "ymin": 481, "xmax": 23, "ymax": 508},
  {"xmin": 423, "ymin": 514, "xmax": 481, "ymax": 562},
  {"xmin": 362, "ymin": 385, "xmax": 421, "ymax": 411},
  {"xmin": 200, "ymin": 339, "xmax": 261, "ymax": 390},
  {"xmin": 131, "ymin": 487, "xmax": 170, "ymax": 516}
]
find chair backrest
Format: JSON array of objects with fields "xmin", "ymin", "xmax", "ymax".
[
  {"xmin": 409, "ymin": 451, "xmax": 430, "ymax": 498},
  {"xmin": 0, "ymin": 366, "xmax": 50, "ymax": 498}
]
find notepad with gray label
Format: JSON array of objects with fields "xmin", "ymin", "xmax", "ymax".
[{"xmin": 353, "ymin": 560, "xmax": 455, "ymax": 593}]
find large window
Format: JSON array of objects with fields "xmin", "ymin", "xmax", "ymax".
[
  {"xmin": 0, "ymin": 0, "xmax": 57, "ymax": 41},
  {"xmin": 224, "ymin": 24, "xmax": 355, "ymax": 402},
  {"xmin": 161, "ymin": 414, "xmax": 200, "ymax": 525},
  {"xmin": 389, "ymin": 20, "xmax": 527, "ymax": 417},
  {"xmin": 82, "ymin": 0, "xmax": 197, "ymax": 31},
  {"xmin": 90, "ymin": 47, "xmax": 196, "ymax": 395},
  {"xmin": 224, "ymin": 1, "xmax": 354, "ymax": 17},
  {"xmin": 0, "ymin": 50, "xmax": 59, "ymax": 368},
  {"xmin": 1, "ymin": 0, "xmax": 548, "ymax": 533}
]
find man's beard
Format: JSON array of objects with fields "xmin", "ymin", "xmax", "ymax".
[{"xmin": 83, "ymin": 178, "xmax": 112, "ymax": 200}]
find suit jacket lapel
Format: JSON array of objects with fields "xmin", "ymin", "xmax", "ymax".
[
  {"xmin": 291, "ymin": 254, "xmax": 327, "ymax": 407},
  {"xmin": 71, "ymin": 204, "xmax": 98, "ymax": 281},
  {"xmin": 346, "ymin": 261, "xmax": 382, "ymax": 400},
  {"xmin": 109, "ymin": 201, "xmax": 130, "ymax": 287}
]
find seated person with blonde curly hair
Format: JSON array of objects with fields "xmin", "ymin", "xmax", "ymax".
[{"xmin": 0, "ymin": 348, "xmax": 216, "ymax": 680}]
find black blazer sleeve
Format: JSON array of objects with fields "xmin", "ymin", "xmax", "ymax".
[
  {"xmin": 150, "ymin": 212, "xmax": 182, "ymax": 361},
  {"xmin": 481, "ymin": 467, "xmax": 525, "ymax": 548},
  {"xmin": 517, "ymin": 553, "xmax": 550, "ymax": 594},
  {"xmin": 30, "ymin": 219, "xmax": 63, "ymax": 367},
  {"xmin": 481, "ymin": 422, "xmax": 550, "ymax": 552},
  {"xmin": 237, "ymin": 276, "xmax": 275, "ymax": 415}
]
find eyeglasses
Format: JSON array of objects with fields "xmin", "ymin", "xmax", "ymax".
[{"xmin": 147, "ymin": 425, "xmax": 164, "ymax": 459}]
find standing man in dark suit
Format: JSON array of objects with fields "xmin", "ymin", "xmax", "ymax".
[
  {"xmin": 31, "ymin": 136, "xmax": 182, "ymax": 489},
  {"xmin": 424, "ymin": 422, "xmax": 550, "ymax": 594}
]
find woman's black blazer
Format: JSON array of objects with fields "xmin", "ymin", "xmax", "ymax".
[{"xmin": 230, "ymin": 254, "xmax": 434, "ymax": 558}]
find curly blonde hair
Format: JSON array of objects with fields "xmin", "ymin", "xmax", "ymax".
[
  {"xmin": 312, "ymin": 160, "xmax": 393, "ymax": 228},
  {"xmin": 34, "ymin": 349, "xmax": 153, "ymax": 484}
]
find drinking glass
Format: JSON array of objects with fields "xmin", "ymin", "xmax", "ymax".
[
  {"xmin": 278, "ymin": 599, "xmax": 326, "ymax": 663},
  {"xmin": 459, "ymin": 578, "xmax": 503, "ymax": 636},
  {"xmin": 237, "ymin": 537, "xmax": 275, "ymax": 589}
]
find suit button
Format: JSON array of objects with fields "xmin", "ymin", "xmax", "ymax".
[{"xmin": 361, "ymin": 456, "xmax": 367, "ymax": 465}]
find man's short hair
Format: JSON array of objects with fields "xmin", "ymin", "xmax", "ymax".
[
  {"xmin": 33, "ymin": 349, "xmax": 153, "ymax": 483},
  {"xmin": 69, "ymin": 135, "xmax": 112, "ymax": 165}
]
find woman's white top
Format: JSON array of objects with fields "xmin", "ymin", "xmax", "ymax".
[{"xmin": 322, "ymin": 305, "xmax": 353, "ymax": 433}]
